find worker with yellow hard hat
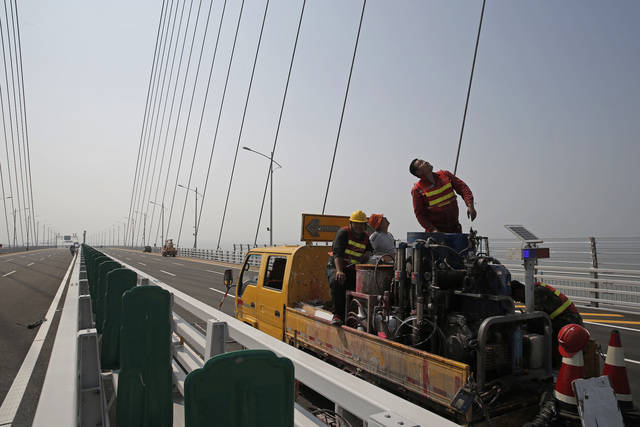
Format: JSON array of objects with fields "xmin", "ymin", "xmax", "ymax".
[{"xmin": 326, "ymin": 210, "xmax": 373, "ymax": 325}]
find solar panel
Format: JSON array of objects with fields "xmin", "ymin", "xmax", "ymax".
[{"xmin": 504, "ymin": 224, "xmax": 543, "ymax": 244}]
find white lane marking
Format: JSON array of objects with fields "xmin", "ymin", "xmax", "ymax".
[
  {"xmin": 206, "ymin": 270, "xmax": 224, "ymax": 275},
  {"xmin": 173, "ymin": 262, "xmax": 183, "ymax": 266},
  {"xmin": 5, "ymin": 259, "xmax": 13, "ymax": 262},
  {"xmin": 209, "ymin": 287, "xmax": 227, "ymax": 295},
  {"xmin": 599, "ymin": 353, "xmax": 640, "ymax": 366},
  {"xmin": 27, "ymin": 262, "xmax": 34, "ymax": 267},
  {"xmin": 39, "ymin": 258, "xmax": 44, "ymax": 261},
  {"xmin": 138, "ymin": 262, "xmax": 147, "ymax": 266},
  {"xmin": 2, "ymin": 270, "xmax": 16, "ymax": 277},
  {"xmin": 585, "ymin": 321, "xmax": 640, "ymax": 333},
  {"xmin": 126, "ymin": 258, "xmax": 131, "ymax": 261},
  {"xmin": 160, "ymin": 270, "xmax": 176, "ymax": 277},
  {"xmin": 0, "ymin": 252, "xmax": 76, "ymax": 424}
]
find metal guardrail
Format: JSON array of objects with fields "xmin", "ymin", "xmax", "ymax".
[{"xmin": 492, "ymin": 237, "xmax": 640, "ymax": 311}]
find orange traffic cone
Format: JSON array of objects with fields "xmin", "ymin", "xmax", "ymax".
[
  {"xmin": 603, "ymin": 330, "xmax": 633, "ymax": 411},
  {"xmin": 555, "ymin": 349, "xmax": 585, "ymax": 413}
]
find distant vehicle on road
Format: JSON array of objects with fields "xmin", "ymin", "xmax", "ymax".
[
  {"xmin": 143, "ymin": 245, "xmax": 152, "ymax": 253},
  {"xmin": 161, "ymin": 239, "xmax": 177, "ymax": 257}
]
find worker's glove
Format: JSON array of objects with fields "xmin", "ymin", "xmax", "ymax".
[{"xmin": 467, "ymin": 205, "xmax": 477, "ymax": 221}]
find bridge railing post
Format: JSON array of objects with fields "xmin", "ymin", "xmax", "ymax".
[
  {"xmin": 589, "ymin": 236, "xmax": 599, "ymax": 307},
  {"xmin": 205, "ymin": 320, "xmax": 228, "ymax": 359}
]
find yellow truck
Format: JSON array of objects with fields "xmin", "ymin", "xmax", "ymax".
[
  {"xmin": 162, "ymin": 239, "xmax": 177, "ymax": 257},
  {"xmin": 230, "ymin": 241, "xmax": 560, "ymax": 425}
]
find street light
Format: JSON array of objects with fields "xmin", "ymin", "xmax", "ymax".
[
  {"xmin": 149, "ymin": 201, "xmax": 165, "ymax": 247},
  {"xmin": 4, "ymin": 195, "xmax": 12, "ymax": 247},
  {"xmin": 178, "ymin": 184, "xmax": 203, "ymax": 249},
  {"xmin": 242, "ymin": 146, "xmax": 282, "ymax": 246},
  {"xmin": 134, "ymin": 210, "xmax": 147, "ymax": 247}
]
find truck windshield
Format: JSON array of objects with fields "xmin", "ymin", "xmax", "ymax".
[{"xmin": 238, "ymin": 254, "xmax": 262, "ymax": 296}]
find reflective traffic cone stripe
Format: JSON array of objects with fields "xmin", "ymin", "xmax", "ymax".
[
  {"xmin": 555, "ymin": 351, "xmax": 584, "ymax": 405},
  {"xmin": 603, "ymin": 330, "xmax": 633, "ymax": 404}
]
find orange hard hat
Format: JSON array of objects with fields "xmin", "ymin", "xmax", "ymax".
[
  {"xmin": 557, "ymin": 324, "xmax": 590, "ymax": 357},
  {"xmin": 368, "ymin": 213, "xmax": 383, "ymax": 230}
]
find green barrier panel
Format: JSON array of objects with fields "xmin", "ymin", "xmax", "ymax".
[
  {"xmin": 117, "ymin": 285, "xmax": 172, "ymax": 427},
  {"xmin": 100, "ymin": 268, "xmax": 137, "ymax": 369},
  {"xmin": 90, "ymin": 256, "xmax": 110, "ymax": 309},
  {"xmin": 184, "ymin": 350, "xmax": 294, "ymax": 427},
  {"xmin": 95, "ymin": 260, "xmax": 120, "ymax": 334}
]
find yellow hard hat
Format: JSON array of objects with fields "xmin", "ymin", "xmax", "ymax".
[{"xmin": 349, "ymin": 210, "xmax": 367, "ymax": 223}]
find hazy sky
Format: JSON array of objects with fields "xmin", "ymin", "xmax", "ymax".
[{"xmin": 11, "ymin": 0, "xmax": 640, "ymax": 248}]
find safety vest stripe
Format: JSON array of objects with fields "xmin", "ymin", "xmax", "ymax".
[
  {"xmin": 348, "ymin": 240, "xmax": 366, "ymax": 249},
  {"xmin": 550, "ymin": 299, "xmax": 572, "ymax": 319},
  {"xmin": 424, "ymin": 182, "xmax": 452, "ymax": 197},
  {"xmin": 429, "ymin": 191, "xmax": 455, "ymax": 206},
  {"xmin": 344, "ymin": 249, "xmax": 363, "ymax": 258}
]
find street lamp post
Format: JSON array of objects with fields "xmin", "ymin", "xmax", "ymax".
[
  {"xmin": 242, "ymin": 146, "xmax": 282, "ymax": 246},
  {"xmin": 178, "ymin": 184, "xmax": 202, "ymax": 249},
  {"xmin": 134, "ymin": 210, "xmax": 147, "ymax": 247},
  {"xmin": 149, "ymin": 201, "xmax": 165, "ymax": 247}
]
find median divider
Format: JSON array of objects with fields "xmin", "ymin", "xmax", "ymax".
[
  {"xmin": 100, "ymin": 268, "xmax": 137, "ymax": 369},
  {"xmin": 117, "ymin": 285, "xmax": 173, "ymax": 427}
]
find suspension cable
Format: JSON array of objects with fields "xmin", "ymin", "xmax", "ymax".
[
  {"xmin": 158, "ymin": 0, "xmax": 203, "ymax": 244},
  {"xmin": 164, "ymin": 0, "xmax": 217, "ymax": 245},
  {"xmin": 13, "ymin": 0, "xmax": 36, "ymax": 244},
  {"xmin": 453, "ymin": 0, "xmax": 486, "ymax": 175},
  {"xmin": 191, "ymin": 0, "xmax": 246, "ymax": 247},
  {"xmin": 148, "ymin": 0, "xmax": 189, "ymax": 245},
  {"xmin": 176, "ymin": 0, "xmax": 233, "ymax": 247},
  {"xmin": 215, "ymin": 0, "xmax": 269, "ymax": 249},
  {"xmin": 0, "ymin": 2, "xmax": 23, "ymax": 245},
  {"xmin": 136, "ymin": 0, "xmax": 178, "ymax": 246},
  {"xmin": 253, "ymin": 0, "xmax": 306, "ymax": 245},
  {"xmin": 0, "ymin": 59, "xmax": 13, "ymax": 245},
  {"xmin": 126, "ymin": 0, "xmax": 167, "ymax": 245},
  {"xmin": 322, "ymin": 0, "xmax": 366, "ymax": 214},
  {"xmin": 133, "ymin": 0, "xmax": 175, "ymax": 246},
  {"xmin": 131, "ymin": 0, "xmax": 171, "ymax": 246},
  {"xmin": 143, "ymin": 0, "xmax": 183, "ymax": 245},
  {"xmin": 6, "ymin": 0, "xmax": 29, "ymax": 245}
]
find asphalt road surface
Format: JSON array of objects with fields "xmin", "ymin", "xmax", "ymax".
[
  {"xmin": 105, "ymin": 248, "xmax": 640, "ymax": 407},
  {"xmin": 0, "ymin": 248, "xmax": 74, "ymax": 426}
]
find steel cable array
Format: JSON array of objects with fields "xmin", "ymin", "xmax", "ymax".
[
  {"xmin": 125, "ymin": 1, "xmax": 381, "ymax": 249},
  {"xmin": 175, "ymin": 0, "xmax": 231, "ymax": 247},
  {"xmin": 0, "ymin": 0, "xmax": 35, "ymax": 247}
]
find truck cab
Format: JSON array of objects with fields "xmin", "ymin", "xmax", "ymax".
[{"xmin": 235, "ymin": 245, "xmax": 330, "ymax": 339}]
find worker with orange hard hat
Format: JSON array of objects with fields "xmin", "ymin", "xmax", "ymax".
[
  {"xmin": 326, "ymin": 210, "xmax": 373, "ymax": 325},
  {"xmin": 368, "ymin": 213, "xmax": 395, "ymax": 263}
]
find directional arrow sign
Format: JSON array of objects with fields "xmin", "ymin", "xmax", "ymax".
[{"xmin": 301, "ymin": 214, "xmax": 350, "ymax": 242}]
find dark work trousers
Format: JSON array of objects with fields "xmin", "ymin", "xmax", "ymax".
[{"xmin": 326, "ymin": 267, "xmax": 357, "ymax": 321}]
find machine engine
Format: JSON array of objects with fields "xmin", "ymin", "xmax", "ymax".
[{"xmin": 346, "ymin": 230, "xmax": 551, "ymax": 391}]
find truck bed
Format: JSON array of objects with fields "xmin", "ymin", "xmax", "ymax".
[{"xmin": 284, "ymin": 305, "xmax": 470, "ymax": 413}]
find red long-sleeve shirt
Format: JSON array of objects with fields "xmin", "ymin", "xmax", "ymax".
[{"xmin": 411, "ymin": 170, "xmax": 474, "ymax": 233}]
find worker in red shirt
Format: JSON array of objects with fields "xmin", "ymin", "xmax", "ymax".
[{"xmin": 409, "ymin": 159, "xmax": 477, "ymax": 233}]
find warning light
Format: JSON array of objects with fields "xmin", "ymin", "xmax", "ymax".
[{"xmin": 522, "ymin": 248, "xmax": 550, "ymax": 259}]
